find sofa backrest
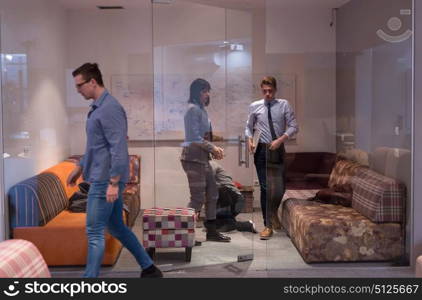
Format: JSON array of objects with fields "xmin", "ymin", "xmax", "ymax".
[
  {"xmin": 337, "ymin": 148, "xmax": 369, "ymax": 166},
  {"xmin": 285, "ymin": 152, "xmax": 336, "ymax": 175},
  {"xmin": 43, "ymin": 161, "xmax": 82, "ymax": 199},
  {"xmin": 328, "ymin": 159, "xmax": 365, "ymax": 193},
  {"xmin": 8, "ymin": 172, "xmax": 68, "ymax": 228},
  {"xmin": 369, "ymin": 147, "xmax": 411, "ymax": 198},
  {"xmin": 352, "ymin": 168, "xmax": 405, "ymax": 223},
  {"xmin": 128, "ymin": 155, "xmax": 141, "ymax": 185},
  {"xmin": 65, "ymin": 154, "xmax": 141, "ymax": 185}
]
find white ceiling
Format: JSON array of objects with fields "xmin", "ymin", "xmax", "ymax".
[{"xmin": 58, "ymin": 0, "xmax": 350, "ymax": 10}]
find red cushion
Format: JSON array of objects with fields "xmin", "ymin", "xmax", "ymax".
[{"xmin": 233, "ymin": 181, "xmax": 242, "ymax": 189}]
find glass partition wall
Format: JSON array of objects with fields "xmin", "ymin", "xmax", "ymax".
[
  {"xmin": 152, "ymin": 0, "xmax": 255, "ymax": 268},
  {"xmin": 0, "ymin": 0, "xmax": 414, "ymax": 277}
]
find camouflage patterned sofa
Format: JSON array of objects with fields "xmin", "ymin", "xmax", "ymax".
[{"xmin": 281, "ymin": 158, "xmax": 406, "ymax": 263}]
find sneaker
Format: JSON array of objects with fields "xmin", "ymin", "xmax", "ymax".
[
  {"xmin": 140, "ymin": 264, "xmax": 163, "ymax": 278},
  {"xmin": 236, "ymin": 220, "xmax": 258, "ymax": 233},
  {"xmin": 259, "ymin": 227, "xmax": 273, "ymax": 240},
  {"xmin": 249, "ymin": 220, "xmax": 258, "ymax": 233}
]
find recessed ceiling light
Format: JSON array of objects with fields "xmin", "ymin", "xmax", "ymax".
[
  {"xmin": 97, "ymin": 6, "xmax": 124, "ymax": 10},
  {"xmin": 151, "ymin": 0, "xmax": 173, "ymax": 4}
]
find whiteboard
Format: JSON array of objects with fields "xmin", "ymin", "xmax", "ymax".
[
  {"xmin": 110, "ymin": 72, "xmax": 296, "ymax": 140},
  {"xmin": 111, "ymin": 74, "xmax": 154, "ymax": 140}
]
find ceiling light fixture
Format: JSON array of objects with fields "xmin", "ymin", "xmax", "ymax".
[{"xmin": 97, "ymin": 6, "xmax": 124, "ymax": 10}]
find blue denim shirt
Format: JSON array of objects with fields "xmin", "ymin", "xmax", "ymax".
[{"xmin": 79, "ymin": 90, "xmax": 129, "ymax": 183}]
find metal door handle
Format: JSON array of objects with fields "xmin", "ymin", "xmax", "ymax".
[
  {"xmin": 238, "ymin": 135, "xmax": 244, "ymax": 166},
  {"xmin": 245, "ymin": 136, "xmax": 249, "ymax": 168},
  {"xmin": 238, "ymin": 135, "xmax": 249, "ymax": 167}
]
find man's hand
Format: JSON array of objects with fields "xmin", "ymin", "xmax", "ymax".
[
  {"xmin": 211, "ymin": 146, "xmax": 224, "ymax": 160},
  {"xmin": 269, "ymin": 134, "xmax": 288, "ymax": 150},
  {"xmin": 106, "ymin": 184, "xmax": 119, "ymax": 203},
  {"xmin": 269, "ymin": 139, "xmax": 282, "ymax": 150},
  {"xmin": 248, "ymin": 138, "xmax": 255, "ymax": 154},
  {"xmin": 67, "ymin": 166, "xmax": 82, "ymax": 187}
]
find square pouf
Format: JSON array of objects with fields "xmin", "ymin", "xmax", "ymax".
[{"xmin": 142, "ymin": 207, "xmax": 195, "ymax": 262}]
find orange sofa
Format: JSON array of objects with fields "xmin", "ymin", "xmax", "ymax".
[{"xmin": 8, "ymin": 155, "xmax": 141, "ymax": 266}]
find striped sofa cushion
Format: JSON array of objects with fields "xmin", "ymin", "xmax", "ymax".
[
  {"xmin": 352, "ymin": 168, "xmax": 405, "ymax": 223},
  {"xmin": 9, "ymin": 172, "xmax": 68, "ymax": 228},
  {"xmin": 0, "ymin": 239, "xmax": 51, "ymax": 278}
]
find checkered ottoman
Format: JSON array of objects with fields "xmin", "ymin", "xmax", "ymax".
[{"xmin": 142, "ymin": 207, "xmax": 195, "ymax": 262}]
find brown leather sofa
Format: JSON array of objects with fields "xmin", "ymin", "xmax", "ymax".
[{"xmin": 8, "ymin": 155, "xmax": 141, "ymax": 266}]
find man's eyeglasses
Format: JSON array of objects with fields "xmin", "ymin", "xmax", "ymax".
[
  {"xmin": 76, "ymin": 80, "xmax": 90, "ymax": 89},
  {"xmin": 262, "ymin": 88, "xmax": 274, "ymax": 94}
]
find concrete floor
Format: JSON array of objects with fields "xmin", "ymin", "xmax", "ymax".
[{"xmin": 50, "ymin": 211, "xmax": 415, "ymax": 278}]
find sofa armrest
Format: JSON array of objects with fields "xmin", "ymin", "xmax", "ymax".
[
  {"xmin": 0, "ymin": 239, "xmax": 51, "ymax": 277},
  {"xmin": 123, "ymin": 184, "xmax": 140, "ymax": 228}
]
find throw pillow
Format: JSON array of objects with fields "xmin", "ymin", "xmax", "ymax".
[{"xmin": 314, "ymin": 188, "xmax": 352, "ymax": 207}]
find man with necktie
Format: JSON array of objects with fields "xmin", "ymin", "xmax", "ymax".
[{"xmin": 245, "ymin": 76, "xmax": 299, "ymax": 240}]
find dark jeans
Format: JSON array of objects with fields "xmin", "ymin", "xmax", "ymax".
[{"xmin": 254, "ymin": 143, "xmax": 286, "ymax": 227}]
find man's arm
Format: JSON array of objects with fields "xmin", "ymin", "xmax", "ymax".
[
  {"xmin": 245, "ymin": 104, "xmax": 256, "ymax": 153},
  {"xmin": 101, "ymin": 104, "xmax": 127, "ymax": 202},
  {"xmin": 186, "ymin": 106, "xmax": 224, "ymax": 159},
  {"xmin": 67, "ymin": 165, "xmax": 83, "ymax": 187},
  {"xmin": 269, "ymin": 102, "xmax": 298, "ymax": 150}
]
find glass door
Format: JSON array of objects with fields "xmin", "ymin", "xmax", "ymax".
[{"xmin": 152, "ymin": 0, "xmax": 256, "ymax": 271}]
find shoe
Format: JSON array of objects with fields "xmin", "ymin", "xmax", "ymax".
[
  {"xmin": 206, "ymin": 231, "xmax": 231, "ymax": 242},
  {"xmin": 260, "ymin": 227, "xmax": 273, "ymax": 240},
  {"xmin": 140, "ymin": 264, "xmax": 163, "ymax": 278},
  {"xmin": 217, "ymin": 223, "xmax": 237, "ymax": 232},
  {"xmin": 204, "ymin": 219, "xmax": 231, "ymax": 242},
  {"xmin": 236, "ymin": 220, "xmax": 257, "ymax": 233},
  {"xmin": 271, "ymin": 215, "xmax": 282, "ymax": 230}
]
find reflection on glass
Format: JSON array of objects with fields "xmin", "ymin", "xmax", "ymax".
[
  {"xmin": 1, "ymin": 53, "xmax": 29, "ymax": 157},
  {"xmin": 180, "ymin": 78, "xmax": 231, "ymax": 242}
]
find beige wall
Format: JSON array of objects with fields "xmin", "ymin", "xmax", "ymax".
[
  {"xmin": 336, "ymin": 0, "xmax": 412, "ymax": 150},
  {"xmin": 0, "ymin": 0, "xmax": 71, "ymax": 239},
  {"xmin": 252, "ymin": 4, "xmax": 337, "ymax": 154},
  {"xmin": 1, "ymin": 0, "xmax": 70, "ymax": 191}
]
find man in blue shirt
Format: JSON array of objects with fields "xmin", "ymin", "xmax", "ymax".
[
  {"xmin": 67, "ymin": 63, "xmax": 162, "ymax": 277},
  {"xmin": 245, "ymin": 76, "xmax": 298, "ymax": 240}
]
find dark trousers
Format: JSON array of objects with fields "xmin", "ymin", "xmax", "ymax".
[{"xmin": 254, "ymin": 143, "xmax": 286, "ymax": 227}]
